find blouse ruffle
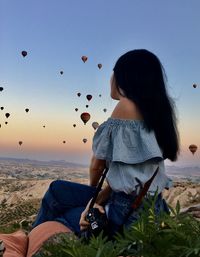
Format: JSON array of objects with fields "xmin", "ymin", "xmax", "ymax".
[{"xmin": 92, "ymin": 118, "xmax": 163, "ymax": 164}]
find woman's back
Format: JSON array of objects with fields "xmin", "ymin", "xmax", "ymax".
[{"xmin": 111, "ymin": 97, "xmax": 143, "ymax": 121}]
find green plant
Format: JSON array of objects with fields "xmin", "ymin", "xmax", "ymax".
[
  {"xmin": 38, "ymin": 198, "xmax": 200, "ymax": 257},
  {"xmin": 0, "ymin": 222, "xmax": 20, "ymax": 233}
]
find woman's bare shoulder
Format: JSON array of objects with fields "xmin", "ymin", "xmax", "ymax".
[{"xmin": 111, "ymin": 99, "xmax": 143, "ymax": 120}]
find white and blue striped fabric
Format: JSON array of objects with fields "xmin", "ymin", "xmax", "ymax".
[{"xmin": 92, "ymin": 118, "xmax": 173, "ymax": 194}]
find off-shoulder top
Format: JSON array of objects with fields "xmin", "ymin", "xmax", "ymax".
[{"xmin": 92, "ymin": 118, "xmax": 172, "ymax": 194}]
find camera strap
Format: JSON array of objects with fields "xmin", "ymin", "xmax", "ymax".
[
  {"xmin": 88, "ymin": 166, "xmax": 158, "ymax": 211},
  {"xmin": 86, "ymin": 166, "xmax": 159, "ymax": 238},
  {"xmin": 88, "ymin": 168, "xmax": 109, "ymax": 210},
  {"xmin": 122, "ymin": 165, "xmax": 159, "ymax": 227},
  {"xmin": 130, "ymin": 166, "xmax": 159, "ymax": 210}
]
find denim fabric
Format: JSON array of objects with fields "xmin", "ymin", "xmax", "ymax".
[
  {"xmin": 32, "ymin": 180, "xmax": 96, "ymax": 234},
  {"xmin": 32, "ymin": 180, "xmax": 169, "ymax": 238},
  {"xmin": 106, "ymin": 191, "xmax": 169, "ymax": 237},
  {"xmin": 92, "ymin": 118, "xmax": 173, "ymax": 194}
]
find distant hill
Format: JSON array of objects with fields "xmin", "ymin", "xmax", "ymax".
[
  {"xmin": 0, "ymin": 156, "xmax": 89, "ymax": 180},
  {"xmin": 0, "ymin": 156, "xmax": 199, "ymax": 182},
  {"xmin": 166, "ymin": 165, "xmax": 200, "ymax": 183},
  {"xmin": 0, "ymin": 157, "xmax": 88, "ymax": 168},
  {"xmin": 166, "ymin": 165, "xmax": 200, "ymax": 176}
]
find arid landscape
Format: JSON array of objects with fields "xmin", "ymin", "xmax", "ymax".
[{"xmin": 0, "ymin": 157, "xmax": 200, "ymax": 232}]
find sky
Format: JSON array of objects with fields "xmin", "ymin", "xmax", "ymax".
[{"xmin": 0, "ymin": 0, "xmax": 200, "ymax": 166}]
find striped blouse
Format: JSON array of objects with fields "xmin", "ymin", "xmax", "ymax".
[{"xmin": 92, "ymin": 117, "xmax": 172, "ymax": 194}]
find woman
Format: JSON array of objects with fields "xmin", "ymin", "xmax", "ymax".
[{"xmin": 32, "ymin": 49, "xmax": 179, "ymax": 238}]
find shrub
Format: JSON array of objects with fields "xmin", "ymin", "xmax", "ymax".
[{"xmin": 37, "ymin": 198, "xmax": 200, "ymax": 257}]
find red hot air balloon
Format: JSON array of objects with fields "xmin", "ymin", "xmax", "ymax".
[
  {"xmin": 80, "ymin": 112, "xmax": 90, "ymax": 125},
  {"xmin": 60, "ymin": 71, "xmax": 64, "ymax": 75},
  {"xmin": 21, "ymin": 51, "xmax": 27, "ymax": 57},
  {"xmin": 97, "ymin": 63, "xmax": 102, "ymax": 69},
  {"xmin": 25, "ymin": 108, "xmax": 29, "ymax": 113},
  {"xmin": 81, "ymin": 56, "xmax": 88, "ymax": 63},
  {"xmin": 189, "ymin": 144, "xmax": 198, "ymax": 155},
  {"xmin": 75, "ymin": 108, "xmax": 78, "ymax": 112},
  {"xmin": 193, "ymin": 84, "xmax": 197, "ymax": 88},
  {"xmin": 19, "ymin": 141, "xmax": 23, "ymax": 146},
  {"xmin": 77, "ymin": 93, "xmax": 81, "ymax": 97},
  {"xmin": 0, "ymin": 87, "xmax": 3, "ymax": 91},
  {"xmin": 86, "ymin": 94, "xmax": 92, "ymax": 101},
  {"xmin": 83, "ymin": 138, "xmax": 87, "ymax": 143},
  {"xmin": 5, "ymin": 113, "xmax": 10, "ymax": 118}
]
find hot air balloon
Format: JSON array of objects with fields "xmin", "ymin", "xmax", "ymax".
[
  {"xmin": 99, "ymin": 94, "xmax": 102, "ymax": 97},
  {"xmin": 80, "ymin": 112, "xmax": 90, "ymax": 125},
  {"xmin": 189, "ymin": 144, "xmax": 198, "ymax": 155},
  {"xmin": 86, "ymin": 105, "xmax": 89, "ymax": 108},
  {"xmin": 193, "ymin": 84, "xmax": 197, "ymax": 88},
  {"xmin": 92, "ymin": 122, "xmax": 99, "ymax": 130},
  {"xmin": 83, "ymin": 138, "xmax": 87, "ymax": 143},
  {"xmin": 75, "ymin": 108, "xmax": 78, "ymax": 112},
  {"xmin": 21, "ymin": 51, "xmax": 27, "ymax": 57},
  {"xmin": 19, "ymin": 141, "xmax": 23, "ymax": 146},
  {"xmin": 25, "ymin": 108, "xmax": 29, "ymax": 113},
  {"xmin": 5, "ymin": 122, "xmax": 8, "ymax": 125},
  {"xmin": 43, "ymin": 125, "xmax": 45, "ymax": 128},
  {"xmin": 86, "ymin": 94, "xmax": 92, "ymax": 101},
  {"xmin": 77, "ymin": 93, "xmax": 81, "ymax": 97},
  {"xmin": 5, "ymin": 113, "xmax": 10, "ymax": 118},
  {"xmin": 73, "ymin": 124, "xmax": 76, "ymax": 128},
  {"xmin": 60, "ymin": 71, "xmax": 64, "ymax": 75},
  {"xmin": 103, "ymin": 108, "xmax": 107, "ymax": 113},
  {"xmin": 63, "ymin": 140, "xmax": 66, "ymax": 144},
  {"xmin": 97, "ymin": 64, "xmax": 102, "ymax": 69},
  {"xmin": 0, "ymin": 87, "xmax": 3, "ymax": 91},
  {"xmin": 0, "ymin": 124, "xmax": 1, "ymax": 128},
  {"xmin": 81, "ymin": 56, "xmax": 88, "ymax": 63},
  {"xmin": 0, "ymin": 107, "xmax": 4, "ymax": 110}
]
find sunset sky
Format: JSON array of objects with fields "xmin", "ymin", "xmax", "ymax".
[{"xmin": 0, "ymin": 0, "xmax": 200, "ymax": 166}]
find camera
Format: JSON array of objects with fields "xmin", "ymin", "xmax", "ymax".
[
  {"xmin": 86, "ymin": 207, "xmax": 108, "ymax": 235},
  {"xmin": 81, "ymin": 207, "xmax": 108, "ymax": 239}
]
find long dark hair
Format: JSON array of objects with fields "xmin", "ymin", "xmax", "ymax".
[{"xmin": 113, "ymin": 49, "xmax": 179, "ymax": 161}]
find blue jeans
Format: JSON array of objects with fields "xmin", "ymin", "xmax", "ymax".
[
  {"xmin": 107, "ymin": 190, "xmax": 169, "ymax": 236},
  {"xmin": 32, "ymin": 180, "xmax": 96, "ymax": 234},
  {"xmin": 32, "ymin": 180, "xmax": 169, "ymax": 237}
]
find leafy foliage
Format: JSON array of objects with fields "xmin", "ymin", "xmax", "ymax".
[{"xmin": 38, "ymin": 198, "xmax": 200, "ymax": 257}]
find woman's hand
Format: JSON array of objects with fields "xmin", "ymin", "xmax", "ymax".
[
  {"xmin": 79, "ymin": 184, "xmax": 111, "ymax": 231},
  {"xmin": 79, "ymin": 203, "xmax": 105, "ymax": 231}
]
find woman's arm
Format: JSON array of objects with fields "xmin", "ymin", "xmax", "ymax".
[
  {"xmin": 89, "ymin": 155, "xmax": 106, "ymax": 186},
  {"xmin": 96, "ymin": 183, "xmax": 112, "ymax": 204}
]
